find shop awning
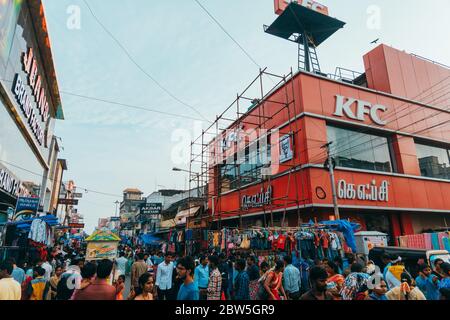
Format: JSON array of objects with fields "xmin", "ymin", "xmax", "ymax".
[
  {"xmin": 8, "ymin": 215, "xmax": 59, "ymax": 230},
  {"xmin": 160, "ymin": 219, "xmax": 176, "ymax": 229},
  {"xmin": 174, "ymin": 206, "xmax": 201, "ymax": 226}
]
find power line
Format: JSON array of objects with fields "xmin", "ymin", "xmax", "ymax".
[
  {"xmin": 82, "ymin": 0, "xmax": 211, "ymax": 123},
  {"xmin": 193, "ymin": 0, "xmax": 262, "ymax": 69},
  {"xmin": 0, "ymin": 159, "xmax": 122, "ymax": 198},
  {"xmin": 0, "ymin": 78, "xmax": 208, "ymax": 122}
]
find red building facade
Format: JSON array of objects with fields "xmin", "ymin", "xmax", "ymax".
[{"xmin": 206, "ymin": 45, "xmax": 450, "ymax": 244}]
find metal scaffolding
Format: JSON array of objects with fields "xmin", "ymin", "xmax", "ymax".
[{"xmin": 188, "ymin": 68, "xmax": 310, "ymax": 230}]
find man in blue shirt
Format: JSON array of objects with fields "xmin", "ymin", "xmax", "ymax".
[
  {"xmin": 282, "ymin": 255, "xmax": 301, "ymax": 300},
  {"xmin": 194, "ymin": 255, "xmax": 209, "ymax": 300},
  {"xmin": 233, "ymin": 259, "xmax": 249, "ymax": 300},
  {"xmin": 177, "ymin": 257, "xmax": 199, "ymax": 301},
  {"xmin": 415, "ymin": 264, "xmax": 440, "ymax": 300},
  {"xmin": 9, "ymin": 258, "xmax": 25, "ymax": 286}
]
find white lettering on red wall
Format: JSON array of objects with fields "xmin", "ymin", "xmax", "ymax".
[
  {"xmin": 242, "ymin": 186, "xmax": 273, "ymax": 209},
  {"xmin": 338, "ymin": 180, "xmax": 389, "ymax": 202},
  {"xmin": 334, "ymin": 95, "xmax": 387, "ymax": 126}
]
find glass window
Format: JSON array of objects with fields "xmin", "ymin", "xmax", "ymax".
[
  {"xmin": 327, "ymin": 125, "xmax": 393, "ymax": 173},
  {"xmin": 415, "ymin": 143, "xmax": 450, "ymax": 180}
]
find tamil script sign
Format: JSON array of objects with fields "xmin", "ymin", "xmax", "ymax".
[
  {"xmin": 140, "ymin": 203, "xmax": 162, "ymax": 215},
  {"xmin": 337, "ymin": 180, "xmax": 389, "ymax": 202},
  {"xmin": 58, "ymin": 198, "xmax": 79, "ymax": 206},
  {"xmin": 242, "ymin": 186, "xmax": 273, "ymax": 209}
]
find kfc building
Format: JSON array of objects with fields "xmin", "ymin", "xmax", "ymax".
[{"xmin": 205, "ymin": 41, "xmax": 449, "ymax": 244}]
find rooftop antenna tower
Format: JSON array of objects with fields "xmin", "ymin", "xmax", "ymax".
[{"xmin": 264, "ymin": 0, "xmax": 346, "ymax": 73}]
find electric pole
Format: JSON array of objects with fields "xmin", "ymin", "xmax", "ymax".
[{"xmin": 322, "ymin": 142, "xmax": 340, "ymax": 220}]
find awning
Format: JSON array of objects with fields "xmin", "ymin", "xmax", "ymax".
[
  {"xmin": 8, "ymin": 215, "xmax": 59, "ymax": 231},
  {"xmin": 174, "ymin": 207, "xmax": 201, "ymax": 226},
  {"xmin": 160, "ymin": 219, "xmax": 176, "ymax": 229}
]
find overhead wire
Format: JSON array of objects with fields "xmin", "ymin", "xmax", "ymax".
[{"xmin": 82, "ymin": 0, "xmax": 211, "ymax": 123}]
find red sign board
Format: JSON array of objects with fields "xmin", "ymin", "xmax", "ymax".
[
  {"xmin": 69, "ymin": 223, "xmax": 85, "ymax": 229},
  {"xmin": 274, "ymin": 0, "xmax": 329, "ymax": 16}
]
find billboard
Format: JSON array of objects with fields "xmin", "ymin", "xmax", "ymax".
[
  {"xmin": 14, "ymin": 197, "xmax": 39, "ymax": 219},
  {"xmin": 140, "ymin": 203, "xmax": 162, "ymax": 215}
]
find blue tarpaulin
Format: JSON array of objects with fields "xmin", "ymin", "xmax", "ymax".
[
  {"xmin": 139, "ymin": 234, "xmax": 163, "ymax": 245},
  {"xmin": 319, "ymin": 220, "xmax": 361, "ymax": 253},
  {"xmin": 9, "ymin": 215, "xmax": 59, "ymax": 231}
]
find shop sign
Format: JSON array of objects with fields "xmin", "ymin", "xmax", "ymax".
[
  {"xmin": 279, "ymin": 134, "xmax": 293, "ymax": 163},
  {"xmin": 334, "ymin": 95, "xmax": 387, "ymax": 126},
  {"xmin": 337, "ymin": 180, "xmax": 389, "ymax": 202},
  {"xmin": 73, "ymin": 193, "xmax": 83, "ymax": 198},
  {"xmin": 15, "ymin": 197, "xmax": 40, "ymax": 217},
  {"xmin": 58, "ymin": 198, "xmax": 79, "ymax": 206},
  {"xmin": 140, "ymin": 203, "xmax": 162, "ymax": 215},
  {"xmin": 110, "ymin": 217, "xmax": 121, "ymax": 222},
  {"xmin": 69, "ymin": 223, "xmax": 85, "ymax": 229},
  {"xmin": 242, "ymin": 186, "xmax": 273, "ymax": 209},
  {"xmin": 274, "ymin": 0, "xmax": 329, "ymax": 16},
  {"xmin": 11, "ymin": 48, "xmax": 51, "ymax": 146},
  {"xmin": 0, "ymin": 167, "xmax": 22, "ymax": 197}
]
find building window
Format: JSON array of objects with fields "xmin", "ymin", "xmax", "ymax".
[
  {"xmin": 327, "ymin": 125, "xmax": 393, "ymax": 173},
  {"xmin": 219, "ymin": 136, "xmax": 271, "ymax": 193},
  {"xmin": 415, "ymin": 143, "xmax": 450, "ymax": 180}
]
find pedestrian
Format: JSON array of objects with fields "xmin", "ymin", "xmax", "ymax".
[
  {"xmin": 78, "ymin": 262, "xmax": 97, "ymax": 290},
  {"xmin": 218, "ymin": 253, "xmax": 230, "ymax": 300},
  {"xmin": 155, "ymin": 253, "xmax": 174, "ymax": 300},
  {"xmin": 365, "ymin": 279, "xmax": 388, "ymax": 300},
  {"xmin": 9, "ymin": 258, "xmax": 25, "ymax": 286},
  {"xmin": 340, "ymin": 263, "xmax": 370, "ymax": 300},
  {"xmin": 325, "ymin": 261, "xmax": 344, "ymax": 300},
  {"xmin": 207, "ymin": 255, "xmax": 222, "ymax": 300},
  {"xmin": 415, "ymin": 263, "xmax": 440, "ymax": 300},
  {"xmin": 263, "ymin": 260, "xmax": 287, "ymax": 300},
  {"xmin": 385, "ymin": 257, "xmax": 405, "ymax": 290},
  {"xmin": 131, "ymin": 253, "xmax": 148, "ymax": 293},
  {"xmin": 0, "ymin": 260, "xmax": 22, "ymax": 300},
  {"xmin": 386, "ymin": 272, "xmax": 426, "ymax": 300},
  {"xmin": 194, "ymin": 255, "xmax": 209, "ymax": 300},
  {"xmin": 27, "ymin": 266, "xmax": 50, "ymax": 300},
  {"xmin": 115, "ymin": 274, "xmax": 126, "ymax": 300},
  {"xmin": 39, "ymin": 258, "xmax": 53, "ymax": 282},
  {"xmin": 49, "ymin": 266, "xmax": 63, "ymax": 300},
  {"xmin": 130, "ymin": 273, "xmax": 155, "ymax": 300},
  {"xmin": 176, "ymin": 256, "xmax": 199, "ymax": 300},
  {"xmin": 282, "ymin": 255, "xmax": 301, "ymax": 300},
  {"xmin": 432, "ymin": 258, "xmax": 445, "ymax": 280},
  {"xmin": 233, "ymin": 259, "xmax": 250, "ymax": 300},
  {"xmin": 246, "ymin": 256, "xmax": 260, "ymax": 300},
  {"xmin": 72, "ymin": 259, "xmax": 116, "ymax": 300},
  {"xmin": 115, "ymin": 252, "xmax": 128, "ymax": 278},
  {"xmin": 300, "ymin": 266, "xmax": 334, "ymax": 300},
  {"xmin": 56, "ymin": 256, "xmax": 84, "ymax": 300},
  {"xmin": 438, "ymin": 262, "xmax": 450, "ymax": 300}
]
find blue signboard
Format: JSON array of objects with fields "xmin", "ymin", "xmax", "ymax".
[{"xmin": 14, "ymin": 197, "xmax": 40, "ymax": 220}]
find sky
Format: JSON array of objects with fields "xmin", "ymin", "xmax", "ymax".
[{"xmin": 41, "ymin": 0, "xmax": 450, "ymax": 234}]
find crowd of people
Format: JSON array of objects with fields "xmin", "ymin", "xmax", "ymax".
[{"xmin": 1, "ymin": 243, "xmax": 449, "ymax": 301}]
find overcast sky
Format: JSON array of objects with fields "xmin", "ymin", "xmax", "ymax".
[{"xmin": 42, "ymin": 0, "xmax": 450, "ymax": 233}]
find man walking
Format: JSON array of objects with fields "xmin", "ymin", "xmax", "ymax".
[
  {"xmin": 9, "ymin": 258, "xmax": 25, "ymax": 286},
  {"xmin": 283, "ymin": 255, "xmax": 301, "ymax": 300},
  {"xmin": 72, "ymin": 259, "xmax": 116, "ymax": 300},
  {"xmin": 155, "ymin": 253, "xmax": 174, "ymax": 300},
  {"xmin": 176, "ymin": 257, "xmax": 199, "ymax": 300},
  {"xmin": 207, "ymin": 255, "xmax": 222, "ymax": 300},
  {"xmin": 0, "ymin": 260, "xmax": 21, "ymax": 300},
  {"xmin": 194, "ymin": 255, "xmax": 209, "ymax": 300},
  {"xmin": 233, "ymin": 259, "xmax": 250, "ymax": 300},
  {"xmin": 131, "ymin": 253, "xmax": 148, "ymax": 293}
]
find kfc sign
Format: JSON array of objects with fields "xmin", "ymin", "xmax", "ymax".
[
  {"xmin": 274, "ymin": 0, "xmax": 329, "ymax": 16},
  {"xmin": 334, "ymin": 95, "xmax": 388, "ymax": 126}
]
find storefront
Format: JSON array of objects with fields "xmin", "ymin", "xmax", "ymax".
[
  {"xmin": 207, "ymin": 44, "xmax": 450, "ymax": 246},
  {"xmin": 0, "ymin": 0, "xmax": 64, "ymax": 217}
]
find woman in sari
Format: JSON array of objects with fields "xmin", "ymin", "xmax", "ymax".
[
  {"xmin": 263, "ymin": 261, "xmax": 287, "ymax": 300},
  {"xmin": 325, "ymin": 261, "xmax": 345, "ymax": 300}
]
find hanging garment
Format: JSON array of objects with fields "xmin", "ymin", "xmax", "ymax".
[
  {"xmin": 423, "ymin": 233, "xmax": 433, "ymax": 250},
  {"xmin": 276, "ymin": 235, "xmax": 287, "ymax": 251}
]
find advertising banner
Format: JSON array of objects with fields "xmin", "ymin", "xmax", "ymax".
[
  {"xmin": 86, "ymin": 241, "xmax": 118, "ymax": 261},
  {"xmin": 14, "ymin": 197, "xmax": 39, "ymax": 219}
]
